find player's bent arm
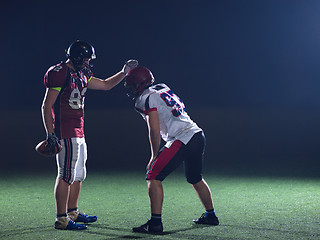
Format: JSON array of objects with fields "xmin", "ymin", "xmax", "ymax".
[
  {"xmin": 146, "ymin": 110, "xmax": 161, "ymax": 161},
  {"xmin": 87, "ymin": 72, "xmax": 125, "ymax": 91},
  {"xmin": 41, "ymin": 88, "xmax": 59, "ymax": 134}
]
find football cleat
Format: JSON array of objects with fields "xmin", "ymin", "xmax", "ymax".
[
  {"xmin": 132, "ymin": 220, "xmax": 163, "ymax": 234},
  {"xmin": 193, "ymin": 213, "xmax": 219, "ymax": 226},
  {"xmin": 54, "ymin": 216, "xmax": 87, "ymax": 230},
  {"xmin": 68, "ymin": 210, "xmax": 98, "ymax": 223}
]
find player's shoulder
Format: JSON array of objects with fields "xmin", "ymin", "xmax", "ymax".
[
  {"xmin": 46, "ymin": 62, "xmax": 67, "ymax": 75},
  {"xmin": 44, "ymin": 62, "xmax": 68, "ymax": 88},
  {"xmin": 149, "ymin": 83, "xmax": 169, "ymax": 92},
  {"xmin": 134, "ymin": 86, "xmax": 158, "ymax": 109},
  {"xmin": 139, "ymin": 84, "xmax": 168, "ymax": 101},
  {"xmin": 135, "ymin": 89, "xmax": 149, "ymax": 106}
]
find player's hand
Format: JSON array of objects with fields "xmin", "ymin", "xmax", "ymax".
[
  {"xmin": 146, "ymin": 161, "xmax": 152, "ymax": 171},
  {"xmin": 146, "ymin": 156, "xmax": 156, "ymax": 171},
  {"xmin": 45, "ymin": 133, "xmax": 61, "ymax": 155},
  {"xmin": 121, "ymin": 59, "xmax": 139, "ymax": 75}
]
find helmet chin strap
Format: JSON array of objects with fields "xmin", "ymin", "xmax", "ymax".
[{"xmin": 83, "ymin": 62, "xmax": 93, "ymax": 69}]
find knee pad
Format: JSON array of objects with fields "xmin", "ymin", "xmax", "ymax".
[
  {"xmin": 74, "ymin": 167, "xmax": 87, "ymax": 182},
  {"xmin": 186, "ymin": 175, "xmax": 203, "ymax": 185}
]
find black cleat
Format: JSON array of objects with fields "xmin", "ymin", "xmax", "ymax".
[
  {"xmin": 193, "ymin": 213, "xmax": 219, "ymax": 226},
  {"xmin": 132, "ymin": 220, "xmax": 163, "ymax": 234}
]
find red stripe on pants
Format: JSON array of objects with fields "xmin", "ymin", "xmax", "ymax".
[{"xmin": 147, "ymin": 140, "xmax": 182, "ymax": 180}]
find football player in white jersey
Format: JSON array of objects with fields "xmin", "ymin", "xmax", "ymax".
[{"xmin": 124, "ymin": 66, "xmax": 219, "ymax": 234}]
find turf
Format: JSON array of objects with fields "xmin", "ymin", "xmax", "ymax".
[{"xmin": 0, "ymin": 171, "xmax": 319, "ymax": 240}]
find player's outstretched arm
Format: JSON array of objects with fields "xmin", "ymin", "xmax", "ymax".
[
  {"xmin": 88, "ymin": 59, "xmax": 138, "ymax": 90},
  {"xmin": 88, "ymin": 72, "xmax": 124, "ymax": 91}
]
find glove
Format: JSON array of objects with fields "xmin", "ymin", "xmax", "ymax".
[
  {"xmin": 45, "ymin": 133, "xmax": 62, "ymax": 155},
  {"xmin": 121, "ymin": 59, "xmax": 139, "ymax": 75}
]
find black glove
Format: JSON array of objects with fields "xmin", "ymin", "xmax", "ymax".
[{"xmin": 46, "ymin": 133, "xmax": 62, "ymax": 155}]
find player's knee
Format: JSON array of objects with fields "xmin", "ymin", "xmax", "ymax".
[
  {"xmin": 146, "ymin": 175, "xmax": 165, "ymax": 182},
  {"xmin": 74, "ymin": 168, "xmax": 86, "ymax": 182},
  {"xmin": 74, "ymin": 175, "xmax": 86, "ymax": 182},
  {"xmin": 58, "ymin": 170, "xmax": 75, "ymax": 185},
  {"xmin": 57, "ymin": 176, "xmax": 74, "ymax": 185},
  {"xmin": 186, "ymin": 174, "xmax": 202, "ymax": 185}
]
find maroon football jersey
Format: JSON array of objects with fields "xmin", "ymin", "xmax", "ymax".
[{"xmin": 44, "ymin": 62, "xmax": 93, "ymax": 139}]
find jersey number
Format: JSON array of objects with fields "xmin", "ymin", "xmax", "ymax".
[
  {"xmin": 69, "ymin": 88, "xmax": 87, "ymax": 109},
  {"xmin": 53, "ymin": 66, "xmax": 63, "ymax": 72},
  {"xmin": 160, "ymin": 90, "xmax": 185, "ymax": 117}
]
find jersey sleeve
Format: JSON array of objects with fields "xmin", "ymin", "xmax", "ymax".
[
  {"xmin": 135, "ymin": 92, "xmax": 158, "ymax": 115},
  {"xmin": 44, "ymin": 64, "xmax": 67, "ymax": 90},
  {"xmin": 144, "ymin": 93, "xmax": 158, "ymax": 114}
]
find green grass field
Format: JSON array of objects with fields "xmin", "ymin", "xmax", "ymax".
[{"xmin": 0, "ymin": 171, "xmax": 319, "ymax": 240}]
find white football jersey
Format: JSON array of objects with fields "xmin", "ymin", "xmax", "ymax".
[{"xmin": 135, "ymin": 83, "xmax": 202, "ymax": 147}]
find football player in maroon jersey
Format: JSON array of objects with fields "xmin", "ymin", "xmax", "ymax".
[{"xmin": 41, "ymin": 40, "xmax": 138, "ymax": 230}]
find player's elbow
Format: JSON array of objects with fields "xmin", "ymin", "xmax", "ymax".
[
  {"xmin": 41, "ymin": 103, "xmax": 46, "ymax": 113},
  {"xmin": 149, "ymin": 129, "xmax": 161, "ymax": 141},
  {"xmin": 41, "ymin": 102, "xmax": 52, "ymax": 114}
]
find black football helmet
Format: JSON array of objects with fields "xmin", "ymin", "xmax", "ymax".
[
  {"xmin": 124, "ymin": 66, "xmax": 155, "ymax": 99},
  {"xmin": 66, "ymin": 40, "xmax": 96, "ymax": 70}
]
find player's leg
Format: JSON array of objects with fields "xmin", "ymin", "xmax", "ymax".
[
  {"xmin": 133, "ymin": 180, "xmax": 164, "ymax": 233},
  {"xmin": 192, "ymin": 179, "xmax": 213, "ymax": 210},
  {"xmin": 68, "ymin": 180, "xmax": 81, "ymax": 210},
  {"xmin": 192, "ymin": 179, "xmax": 219, "ymax": 226},
  {"xmin": 183, "ymin": 131, "xmax": 219, "ymax": 226},
  {"xmin": 147, "ymin": 179, "xmax": 163, "ymax": 214},
  {"xmin": 54, "ymin": 138, "xmax": 87, "ymax": 230},
  {"xmin": 54, "ymin": 177, "xmax": 70, "ymax": 216},
  {"xmin": 67, "ymin": 138, "xmax": 83, "ymax": 210},
  {"xmin": 133, "ymin": 141, "xmax": 184, "ymax": 233},
  {"xmin": 67, "ymin": 138, "xmax": 97, "ymax": 224}
]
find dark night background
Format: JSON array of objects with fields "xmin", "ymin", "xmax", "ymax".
[{"xmin": 1, "ymin": 0, "xmax": 319, "ymax": 177}]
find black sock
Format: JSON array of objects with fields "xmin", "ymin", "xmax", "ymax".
[
  {"xmin": 56, "ymin": 213, "xmax": 67, "ymax": 218},
  {"xmin": 67, "ymin": 207, "xmax": 78, "ymax": 213},
  {"xmin": 205, "ymin": 209, "xmax": 215, "ymax": 217},
  {"xmin": 150, "ymin": 213, "xmax": 162, "ymax": 225}
]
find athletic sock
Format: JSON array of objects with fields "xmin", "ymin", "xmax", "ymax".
[
  {"xmin": 56, "ymin": 213, "xmax": 67, "ymax": 218},
  {"xmin": 150, "ymin": 213, "xmax": 162, "ymax": 225},
  {"xmin": 205, "ymin": 209, "xmax": 216, "ymax": 217},
  {"xmin": 67, "ymin": 207, "xmax": 78, "ymax": 213}
]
